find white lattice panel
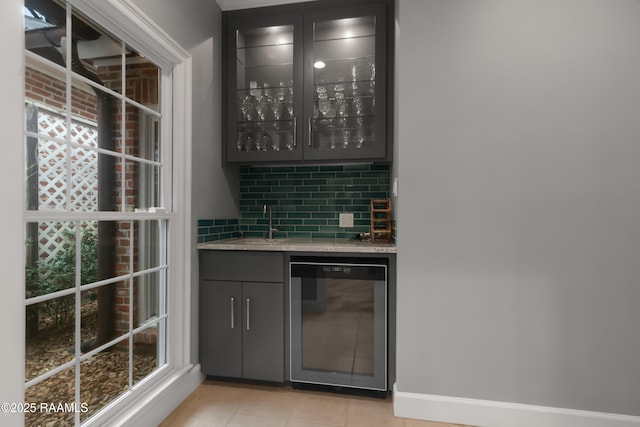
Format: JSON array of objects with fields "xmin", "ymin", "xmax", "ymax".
[
  {"xmin": 39, "ymin": 113, "xmax": 67, "ymax": 140},
  {"xmin": 37, "ymin": 110, "xmax": 98, "ymax": 262}
]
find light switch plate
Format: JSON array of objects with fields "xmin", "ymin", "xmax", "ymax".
[{"xmin": 339, "ymin": 212, "xmax": 354, "ymax": 228}]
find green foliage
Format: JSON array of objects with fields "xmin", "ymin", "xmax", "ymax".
[{"xmin": 26, "ymin": 229, "xmax": 99, "ymax": 329}]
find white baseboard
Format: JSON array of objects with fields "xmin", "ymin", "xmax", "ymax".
[
  {"xmin": 393, "ymin": 383, "xmax": 640, "ymax": 427},
  {"xmin": 113, "ymin": 364, "xmax": 204, "ymax": 427}
]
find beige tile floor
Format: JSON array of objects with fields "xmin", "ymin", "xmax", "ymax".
[{"xmin": 160, "ymin": 380, "xmax": 476, "ymax": 427}]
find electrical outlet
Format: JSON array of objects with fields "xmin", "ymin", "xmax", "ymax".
[{"xmin": 339, "ymin": 212, "xmax": 354, "ymax": 228}]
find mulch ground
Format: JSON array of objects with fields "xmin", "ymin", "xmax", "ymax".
[{"xmin": 24, "ymin": 301, "xmax": 157, "ymax": 427}]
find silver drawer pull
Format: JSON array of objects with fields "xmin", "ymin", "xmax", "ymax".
[
  {"xmin": 230, "ymin": 297, "xmax": 235, "ymax": 329},
  {"xmin": 246, "ymin": 298, "xmax": 251, "ymax": 331}
]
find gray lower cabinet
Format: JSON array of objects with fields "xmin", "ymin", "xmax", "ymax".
[{"xmin": 200, "ymin": 251, "xmax": 284, "ymax": 382}]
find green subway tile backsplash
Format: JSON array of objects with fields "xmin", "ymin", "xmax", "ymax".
[
  {"xmin": 239, "ymin": 164, "xmax": 390, "ymax": 239},
  {"xmin": 197, "ymin": 218, "xmax": 239, "ymax": 243},
  {"xmin": 198, "ymin": 165, "xmax": 394, "ymax": 243}
]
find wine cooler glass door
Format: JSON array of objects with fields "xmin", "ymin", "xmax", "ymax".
[{"xmin": 290, "ymin": 261, "xmax": 387, "ymax": 391}]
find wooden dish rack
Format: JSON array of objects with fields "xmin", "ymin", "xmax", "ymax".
[{"xmin": 370, "ymin": 198, "xmax": 392, "ymax": 243}]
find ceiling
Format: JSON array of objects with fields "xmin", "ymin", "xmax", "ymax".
[{"xmin": 215, "ymin": 0, "xmax": 318, "ymax": 11}]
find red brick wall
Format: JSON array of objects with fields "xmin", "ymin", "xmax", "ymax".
[
  {"xmin": 98, "ymin": 62, "xmax": 159, "ymax": 340},
  {"xmin": 25, "ymin": 66, "xmax": 99, "ymax": 122}
]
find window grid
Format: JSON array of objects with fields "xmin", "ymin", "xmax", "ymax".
[{"xmin": 24, "ymin": 2, "xmax": 168, "ymax": 425}]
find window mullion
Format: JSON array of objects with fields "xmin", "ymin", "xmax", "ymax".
[
  {"xmin": 161, "ymin": 71, "xmax": 172, "ymax": 212},
  {"xmin": 120, "ymin": 41, "xmax": 127, "ymax": 214},
  {"xmin": 63, "ymin": 6, "xmax": 83, "ymax": 425},
  {"xmin": 129, "ymin": 219, "xmax": 134, "ymax": 390},
  {"xmin": 74, "ymin": 220, "xmax": 82, "ymax": 426},
  {"xmin": 159, "ymin": 220, "xmax": 167, "ymax": 366},
  {"xmin": 65, "ymin": 6, "xmax": 73, "ymax": 214}
]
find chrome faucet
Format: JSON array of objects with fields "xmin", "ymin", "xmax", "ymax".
[{"xmin": 263, "ymin": 203, "xmax": 278, "ymax": 239}]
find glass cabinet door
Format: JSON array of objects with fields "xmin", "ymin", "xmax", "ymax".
[
  {"xmin": 304, "ymin": 5, "xmax": 387, "ymax": 161},
  {"xmin": 224, "ymin": 3, "xmax": 389, "ymax": 164},
  {"xmin": 227, "ymin": 18, "xmax": 303, "ymax": 162}
]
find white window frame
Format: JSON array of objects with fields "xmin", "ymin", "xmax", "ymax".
[{"xmin": 22, "ymin": 1, "xmax": 198, "ymax": 425}]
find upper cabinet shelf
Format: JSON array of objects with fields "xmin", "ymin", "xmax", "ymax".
[{"xmin": 223, "ymin": 0, "xmax": 393, "ymax": 164}]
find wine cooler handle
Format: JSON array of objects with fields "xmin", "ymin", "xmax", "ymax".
[
  {"xmin": 230, "ymin": 297, "xmax": 235, "ymax": 329},
  {"xmin": 246, "ymin": 298, "xmax": 251, "ymax": 331}
]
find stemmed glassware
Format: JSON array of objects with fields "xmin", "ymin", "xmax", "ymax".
[
  {"xmin": 315, "ymin": 77, "xmax": 327, "ymax": 121},
  {"xmin": 318, "ymin": 93, "xmax": 330, "ymax": 123},
  {"xmin": 240, "ymin": 95, "xmax": 255, "ymax": 122},
  {"xmin": 236, "ymin": 131, "xmax": 254, "ymax": 152},
  {"xmin": 281, "ymin": 79, "xmax": 293, "ymax": 119},
  {"xmin": 255, "ymin": 95, "xmax": 266, "ymax": 121},
  {"xmin": 273, "ymin": 82, "xmax": 285, "ymax": 121},
  {"xmin": 333, "ymin": 73, "xmax": 349, "ymax": 148},
  {"xmin": 369, "ymin": 58, "xmax": 376, "ymax": 108},
  {"xmin": 236, "ymin": 131, "xmax": 244, "ymax": 151}
]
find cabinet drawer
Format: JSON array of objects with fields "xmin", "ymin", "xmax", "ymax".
[{"xmin": 200, "ymin": 251, "xmax": 284, "ymax": 282}]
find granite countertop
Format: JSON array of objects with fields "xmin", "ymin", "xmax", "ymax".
[{"xmin": 197, "ymin": 237, "xmax": 397, "ymax": 254}]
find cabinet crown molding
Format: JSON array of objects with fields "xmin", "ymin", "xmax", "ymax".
[{"xmin": 216, "ymin": 0, "xmax": 318, "ymax": 11}]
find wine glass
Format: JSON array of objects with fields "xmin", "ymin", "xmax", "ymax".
[
  {"xmin": 354, "ymin": 119, "xmax": 365, "ymax": 148},
  {"xmin": 254, "ymin": 131, "xmax": 264, "ymax": 151},
  {"xmin": 240, "ymin": 95, "xmax": 255, "ymax": 121},
  {"xmin": 328, "ymin": 129, "xmax": 336, "ymax": 150},
  {"xmin": 239, "ymin": 132, "xmax": 253, "ymax": 152},
  {"xmin": 271, "ymin": 98, "xmax": 282, "ymax": 121},
  {"xmin": 285, "ymin": 80, "xmax": 294, "ymax": 119},
  {"xmin": 336, "ymin": 92, "xmax": 348, "ymax": 118},
  {"xmin": 270, "ymin": 131, "xmax": 281, "ymax": 152},
  {"xmin": 316, "ymin": 77, "xmax": 327, "ymax": 94},
  {"xmin": 341, "ymin": 129, "xmax": 350, "ymax": 149},
  {"xmin": 318, "ymin": 94, "xmax": 331, "ymax": 123},
  {"xmin": 259, "ymin": 132, "xmax": 271, "ymax": 151},
  {"xmin": 274, "ymin": 82, "xmax": 286, "ymax": 120},
  {"xmin": 263, "ymin": 81, "xmax": 272, "ymax": 100},
  {"xmin": 286, "ymin": 100, "xmax": 294, "ymax": 119},
  {"xmin": 236, "ymin": 131, "xmax": 245, "ymax": 151},
  {"xmin": 334, "ymin": 72, "xmax": 345, "ymax": 94},
  {"xmin": 255, "ymin": 97, "xmax": 266, "ymax": 121},
  {"xmin": 284, "ymin": 130, "xmax": 294, "ymax": 151},
  {"xmin": 325, "ymin": 98, "xmax": 336, "ymax": 126},
  {"xmin": 352, "ymin": 83, "xmax": 364, "ymax": 117}
]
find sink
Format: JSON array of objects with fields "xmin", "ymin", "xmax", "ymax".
[{"xmin": 233, "ymin": 238, "xmax": 288, "ymax": 245}]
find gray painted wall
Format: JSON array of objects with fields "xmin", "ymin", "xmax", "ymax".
[
  {"xmin": 130, "ymin": 0, "xmax": 238, "ymax": 364},
  {"xmin": 396, "ymin": 0, "xmax": 640, "ymax": 416}
]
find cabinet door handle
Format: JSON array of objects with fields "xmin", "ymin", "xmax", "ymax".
[
  {"xmin": 308, "ymin": 117, "xmax": 312, "ymax": 147},
  {"xmin": 230, "ymin": 297, "xmax": 235, "ymax": 329},
  {"xmin": 246, "ymin": 298, "xmax": 251, "ymax": 331},
  {"xmin": 293, "ymin": 117, "xmax": 297, "ymax": 147}
]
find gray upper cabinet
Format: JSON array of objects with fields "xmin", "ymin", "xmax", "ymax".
[{"xmin": 223, "ymin": 0, "xmax": 392, "ymax": 164}]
